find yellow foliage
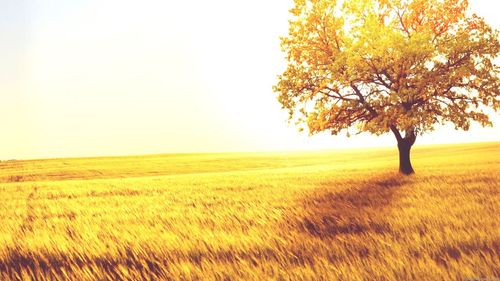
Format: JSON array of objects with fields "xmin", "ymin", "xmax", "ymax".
[{"xmin": 274, "ymin": 0, "xmax": 500, "ymax": 137}]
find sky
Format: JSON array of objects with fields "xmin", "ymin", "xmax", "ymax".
[{"xmin": 0, "ymin": 0, "xmax": 499, "ymax": 160}]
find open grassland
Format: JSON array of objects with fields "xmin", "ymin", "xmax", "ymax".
[{"xmin": 0, "ymin": 142, "xmax": 499, "ymax": 280}]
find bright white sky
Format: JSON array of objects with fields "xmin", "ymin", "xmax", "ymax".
[{"xmin": 0, "ymin": 0, "xmax": 499, "ymax": 160}]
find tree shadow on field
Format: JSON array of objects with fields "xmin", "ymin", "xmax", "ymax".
[{"xmin": 296, "ymin": 173, "xmax": 408, "ymax": 238}]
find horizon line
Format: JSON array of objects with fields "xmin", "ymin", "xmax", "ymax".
[{"xmin": 2, "ymin": 140, "xmax": 498, "ymax": 163}]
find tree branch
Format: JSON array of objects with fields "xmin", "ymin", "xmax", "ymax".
[
  {"xmin": 350, "ymin": 83, "xmax": 378, "ymax": 116},
  {"xmin": 396, "ymin": 9, "xmax": 411, "ymax": 37},
  {"xmin": 390, "ymin": 125, "xmax": 403, "ymax": 142}
]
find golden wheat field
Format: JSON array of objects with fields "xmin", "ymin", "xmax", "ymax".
[{"xmin": 0, "ymin": 142, "xmax": 498, "ymax": 280}]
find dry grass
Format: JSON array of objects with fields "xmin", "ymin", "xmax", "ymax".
[{"xmin": 0, "ymin": 142, "xmax": 498, "ymax": 280}]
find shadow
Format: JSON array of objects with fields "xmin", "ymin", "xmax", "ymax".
[
  {"xmin": 0, "ymin": 245, "xmax": 165, "ymax": 281},
  {"xmin": 296, "ymin": 173, "xmax": 407, "ymax": 238},
  {"xmin": 432, "ymin": 239, "xmax": 500, "ymax": 268}
]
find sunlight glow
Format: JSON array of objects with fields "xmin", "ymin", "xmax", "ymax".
[{"xmin": 0, "ymin": 0, "xmax": 499, "ymax": 159}]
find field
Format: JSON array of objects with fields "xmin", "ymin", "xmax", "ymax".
[{"xmin": 0, "ymin": 142, "xmax": 499, "ymax": 280}]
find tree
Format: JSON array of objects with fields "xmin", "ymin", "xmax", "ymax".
[{"xmin": 274, "ymin": 0, "xmax": 500, "ymax": 174}]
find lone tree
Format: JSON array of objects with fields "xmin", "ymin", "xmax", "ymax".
[{"xmin": 274, "ymin": 0, "xmax": 500, "ymax": 174}]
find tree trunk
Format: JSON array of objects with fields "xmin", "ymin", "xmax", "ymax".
[
  {"xmin": 390, "ymin": 125, "xmax": 416, "ymax": 175},
  {"xmin": 398, "ymin": 140, "xmax": 414, "ymax": 175}
]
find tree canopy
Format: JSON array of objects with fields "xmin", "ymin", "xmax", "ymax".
[{"xmin": 274, "ymin": 0, "xmax": 500, "ymax": 140}]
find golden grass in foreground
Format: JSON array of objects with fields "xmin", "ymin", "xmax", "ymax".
[{"xmin": 0, "ymin": 143, "xmax": 498, "ymax": 280}]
